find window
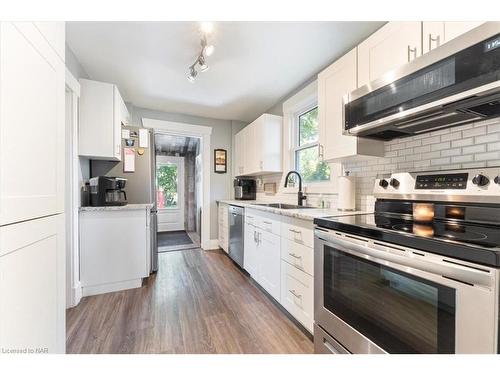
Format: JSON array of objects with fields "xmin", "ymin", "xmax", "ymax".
[
  {"xmin": 293, "ymin": 106, "xmax": 330, "ymax": 183},
  {"xmin": 156, "ymin": 163, "xmax": 178, "ymax": 209}
]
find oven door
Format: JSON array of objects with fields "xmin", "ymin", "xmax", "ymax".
[{"xmin": 314, "ymin": 228, "xmax": 498, "ymax": 354}]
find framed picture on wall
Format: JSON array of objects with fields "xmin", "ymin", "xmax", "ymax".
[{"xmin": 214, "ymin": 149, "xmax": 227, "ymax": 174}]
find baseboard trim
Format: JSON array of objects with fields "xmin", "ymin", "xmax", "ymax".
[
  {"xmin": 82, "ymin": 278, "xmax": 142, "ymax": 297},
  {"xmin": 67, "ymin": 281, "xmax": 82, "ymax": 308},
  {"xmin": 202, "ymin": 239, "xmax": 220, "ymax": 250}
]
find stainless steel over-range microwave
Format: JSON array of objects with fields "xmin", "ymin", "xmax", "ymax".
[{"xmin": 343, "ymin": 22, "xmax": 500, "ymax": 140}]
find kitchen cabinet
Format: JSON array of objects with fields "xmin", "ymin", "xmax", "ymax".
[
  {"xmin": 318, "ymin": 48, "xmax": 384, "ymax": 161},
  {"xmin": 0, "ymin": 22, "xmax": 65, "ymax": 226},
  {"xmin": 79, "ymin": 79, "xmax": 130, "ymax": 161},
  {"xmin": 0, "ymin": 215, "xmax": 65, "ymax": 353},
  {"xmin": 244, "ymin": 208, "xmax": 281, "ymax": 302},
  {"xmin": 258, "ymin": 230, "xmax": 281, "ymax": 301},
  {"xmin": 218, "ymin": 202, "xmax": 229, "ymax": 253},
  {"xmin": 79, "ymin": 207, "xmax": 149, "ymax": 296},
  {"xmin": 234, "ymin": 113, "xmax": 282, "ymax": 176},
  {"xmin": 358, "ymin": 22, "xmax": 422, "ymax": 88},
  {"xmin": 0, "ymin": 22, "xmax": 65, "ymax": 353},
  {"xmin": 423, "ymin": 21, "xmax": 485, "ymax": 53}
]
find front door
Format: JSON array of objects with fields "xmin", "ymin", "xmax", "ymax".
[{"xmin": 156, "ymin": 156, "xmax": 184, "ymax": 232}]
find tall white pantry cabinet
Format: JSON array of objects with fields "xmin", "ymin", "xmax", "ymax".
[{"xmin": 0, "ymin": 22, "xmax": 66, "ymax": 353}]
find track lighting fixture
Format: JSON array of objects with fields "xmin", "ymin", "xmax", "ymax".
[{"xmin": 186, "ymin": 22, "xmax": 215, "ymax": 82}]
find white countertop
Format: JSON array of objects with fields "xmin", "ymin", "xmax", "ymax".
[
  {"xmin": 79, "ymin": 203, "xmax": 154, "ymax": 212},
  {"xmin": 217, "ymin": 200, "xmax": 366, "ymax": 221}
]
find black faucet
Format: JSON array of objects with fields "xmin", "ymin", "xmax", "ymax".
[{"xmin": 284, "ymin": 171, "xmax": 307, "ymax": 206}]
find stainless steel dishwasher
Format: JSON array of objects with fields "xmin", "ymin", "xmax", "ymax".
[{"xmin": 228, "ymin": 205, "xmax": 244, "ymax": 268}]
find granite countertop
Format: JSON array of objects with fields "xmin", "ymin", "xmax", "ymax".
[
  {"xmin": 217, "ymin": 200, "xmax": 365, "ymax": 221},
  {"xmin": 79, "ymin": 203, "xmax": 154, "ymax": 212}
]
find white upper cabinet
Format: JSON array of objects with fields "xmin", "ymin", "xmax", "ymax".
[
  {"xmin": 318, "ymin": 48, "xmax": 384, "ymax": 161},
  {"xmin": 358, "ymin": 22, "xmax": 422, "ymax": 88},
  {"xmin": 234, "ymin": 113, "xmax": 282, "ymax": 176},
  {"xmin": 0, "ymin": 22, "xmax": 65, "ymax": 226},
  {"xmin": 33, "ymin": 22, "xmax": 65, "ymax": 61},
  {"xmin": 79, "ymin": 79, "xmax": 130, "ymax": 161},
  {"xmin": 423, "ymin": 21, "xmax": 485, "ymax": 53}
]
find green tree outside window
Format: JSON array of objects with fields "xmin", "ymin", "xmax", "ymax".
[{"xmin": 157, "ymin": 164, "xmax": 178, "ymax": 208}]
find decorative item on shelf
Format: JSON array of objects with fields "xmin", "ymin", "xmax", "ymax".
[
  {"xmin": 214, "ymin": 149, "xmax": 227, "ymax": 173},
  {"xmin": 187, "ymin": 22, "xmax": 215, "ymax": 82},
  {"xmin": 263, "ymin": 183, "xmax": 276, "ymax": 195}
]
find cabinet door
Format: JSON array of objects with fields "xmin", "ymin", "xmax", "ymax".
[
  {"xmin": 257, "ymin": 114, "xmax": 282, "ymax": 173},
  {"xmin": 234, "ymin": 131, "xmax": 243, "ymax": 176},
  {"xmin": 243, "ymin": 224, "xmax": 258, "ymax": 277},
  {"xmin": 33, "ymin": 22, "xmax": 65, "ymax": 61},
  {"xmin": 113, "ymin": 86, "xmax": 123, "ymax": 161},
  {"xmin": 318, "ymin": 48, "xmax": 358, "ymax": 160},
  {"xmin": 0, "ymin": 22, "xmax": 65, "ymax": 226},
  {"xmin": 358, "ymin": 22, "xmax": 422, "ymax": 88},
  {"xmin": 244, "ymin": 122, "xmax": 258, "ymax": 175},
  {"xmin": 258, "ymin": 230, "xmax": 281, "ymax": 302},
  {"xmin": 444, "ymin": 22, "xmax": 484, "ymax": 42},
  {"xmin": 423, "ymin": 22, "xmax": 445, "ymax": 53},
  {"xmin": 0, "ymin": 214, "xmax": 65, "ymax": 353},
  {"xmin": 79, "ymin": 79, "xmax": 115, "ymax": 159}
]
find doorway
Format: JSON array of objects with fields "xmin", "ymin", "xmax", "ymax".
[
  {"xmin": 155, "ymin": 134, "xmax": 201, "ymax": 252},
  {"xmin": 143, "ymin": 118, "xmax": 212, "ymax": 251}
]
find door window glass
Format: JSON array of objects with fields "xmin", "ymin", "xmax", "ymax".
[{"xmin": 156, "ymin": 163, "xmax": 178, "ymax": 209}]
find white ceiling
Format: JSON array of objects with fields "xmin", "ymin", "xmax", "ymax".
[{"xmin": 66, "ymin": 21, "xmax": 384, "ymax": 123}]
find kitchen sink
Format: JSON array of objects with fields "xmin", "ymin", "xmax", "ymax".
[{"xmin": 251, "ymin": 203, "xmax": 315, "ymax": 209}]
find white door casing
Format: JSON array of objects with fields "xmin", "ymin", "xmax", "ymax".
[
  {"xmin": 157, "ymin": 155, "xmax": 185, "ymax": 232},
  {"xmin": 142, "ymin": 118, "xmax": 212, "ymax": 250}
]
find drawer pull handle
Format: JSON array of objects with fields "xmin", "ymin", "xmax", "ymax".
[
  {"xmin": 289, "ymin": 289, "xmax": 302, "ymax": 299},
  {"xmin": 288, "ymin": 253, "xmax": 302, "ymax": 259},
  {"xmin": 263, "ymin": 221, "xmax": 272, "ymax": 225},
  {"xmin": 289, "ymin": 229, "xmax": 300, "ymax": 234}
]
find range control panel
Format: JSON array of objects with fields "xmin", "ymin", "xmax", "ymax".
[{"xmin": 415, "ymin": 173, "xmax": 468, "ymax": 190}]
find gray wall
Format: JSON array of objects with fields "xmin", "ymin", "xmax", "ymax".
[
  {"xmin": 66, "ymin": 44, "xmax": 89, "ymax": 80},
  {"xmin": 128, "ymin": 104, "xmax": 242, "ymax": 241}
]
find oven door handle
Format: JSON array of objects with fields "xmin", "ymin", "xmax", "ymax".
[{"xmin": 315, "ymin": 229, "xmax": 494, "ymax": 288}]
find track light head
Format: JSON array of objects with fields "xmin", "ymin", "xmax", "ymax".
[
  {"xmin": 187, "ymin": 65, "xmax": 197, "ymax": 82},
  {"xmin": 198, "ymin": 55, "xmax": 209, "ymax": 72}
]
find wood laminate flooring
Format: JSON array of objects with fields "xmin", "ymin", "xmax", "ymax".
[{"xmin": 66, "ymin": 249, "xmax": 313, "ymax": 354}]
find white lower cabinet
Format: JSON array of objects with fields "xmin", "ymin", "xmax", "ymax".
[
  {"xmin": 281, "ymin": 261, "xmax": 314, "ymax": 332},
  {"xmin": 257, "ymin": 230, "xmax": 281, "ymax": 302},
  {"xmin": 218, "ymin": 203, "xmax": 229, "ymax": 253},
  {"xmin": 242, "ymin": 209, "xmax": 314, "ymax": 331},
  {"xmin": 0, "ymin": 215, "xmax": 65, "ymax": 353},
  {"xmin": 79, "ymin": 208, "xmax": 149, "ymax": 296}
]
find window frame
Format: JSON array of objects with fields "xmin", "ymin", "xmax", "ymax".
[
  {"xmin": 291, "ymin": 103, "xmax": 330, "ymax": 185},
  {"xmin": 156, "ymin": 161, "xmax": 179, "ymax": 210}
]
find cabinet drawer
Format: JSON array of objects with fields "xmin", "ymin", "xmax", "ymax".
[
  {"xmin": 281, "ymin": 239, "xmax": 314, "ymax": 276},
  {"xmin": 280, "ymin": 261, "xmax": 313, "ymax": 332},
  {"xmin": 281, "ymin": 217, "xmax": 314, "ymax": 248},
  {"xmin": 246, "ymin": 208, "xmax": 281, "ymax": 236}
]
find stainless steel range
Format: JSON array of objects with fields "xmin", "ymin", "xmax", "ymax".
[{"xmin": 313, "ymin": 167, "xmax": 500, "ymax": 354}]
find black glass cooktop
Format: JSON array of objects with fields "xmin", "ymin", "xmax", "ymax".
[{"xmin": 314, "ymin": 214, "xmax": 500, "ymax": 267}]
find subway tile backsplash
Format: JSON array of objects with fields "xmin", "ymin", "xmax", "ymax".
[{"xmin": 343, "ymin": 118, "xmax": 500, "ymax": 212}]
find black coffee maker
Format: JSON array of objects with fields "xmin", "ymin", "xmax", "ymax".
[{"xmin": 89, "ymin": 176, "xmax": 128, "ymax": 206}]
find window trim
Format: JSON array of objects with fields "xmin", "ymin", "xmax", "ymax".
[{"xmin": 291, "ymin": 103, "xmax": 331, "ymax": 185}]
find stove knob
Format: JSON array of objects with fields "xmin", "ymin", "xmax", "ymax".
[
  {"xmin": 494, "ymin": 176, "xmax": 500, "ymax": 185},
  {"xmin": 379, "ymin": 179, "xmax": 389, "ymax": 188},
  {"xmin": 389, "ymin": 178, "xmax": 400, "ymax": 188},
  {"xmin": 472, "ymin": 174, "xmax": 489, "ymax": 187}
]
